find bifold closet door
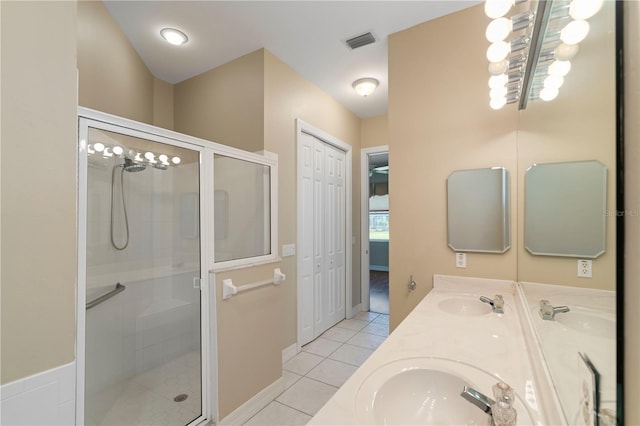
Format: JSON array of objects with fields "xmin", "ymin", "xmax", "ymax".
[{"xmin": 299, "ymin": 133, "xmax": 346, "ymax": 344}]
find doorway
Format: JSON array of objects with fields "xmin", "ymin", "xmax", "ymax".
[
  {"xmin": 297, "ymin": 120, "xmax": 353, "ymax": 347},
  {"xmin": 361, "ymin": 146, "xmax": 390, "ymax": 315}
]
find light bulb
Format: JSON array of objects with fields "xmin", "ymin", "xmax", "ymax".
[
  {"xmin": 488, "ymin": 74, "xmax": 508, "ymax": 89},
  {"xmin": 490, "ymin": 86, "xmax": 508, "ymax": 99},
  {"xmin": 484, "ymin": 0, "xmax": 513, "ymax": 19},
  {"xmin": 159, "ymin": 154, "xmax": 169, "ymax": 165},
  {"xmin": 490, "ymin": 97, "xmax": 507, "ymax": 110},
  {"xmin": 544, "ymin": 74, "xmax": 565, "ymax": 89},
  {"xmin": 569, "ymin": 0, "xmax": 604, "ymax": 20},
  {"xmin": 93, "ymin": 142, "xmax": 105, "ymax": 152},
  {"xmin": 487, "ymin": 41, "xmax": 511, "ymax": 63},
  {"xmin": 555, "ymin": 43, "xmax": 580, "ymax": 60},
  {"xmin": 134, "ymin": 153, "xmax": 143, "ymax": 162},
  {"xmin": 144, "ymin": 152, "xmax": 155, "ymax": 161},
  {"xmin": 560, "ymin": 20, "xmax": 590, "ymax": 45},
  {"xmin": 488, "ymin": 60, "xmax": 509, "ymax": 76},
  {"xmin": 548, "ymin": 60, "xmax": 572, "ymax": 77},
  {"xmin": 112, "ymin": 146, "xmax": 124, "ymax": 156},
  {"xmin": 103, "ymin": 147, "xmax": 113, "ymax": 157},
  {"xmin": 539, "ymin": 87, "xmax": 559, "ymax": 101},
  {"xmin": 160, "ymin": 28, "xmax": 188, "ymax": 46},
  {"xmin": 486, "ymin": 18, "xmax": 512, "ymax": 42},
  {"xmin": 171, "ymin": 156, "xmax": 181, "ymax": 165}
]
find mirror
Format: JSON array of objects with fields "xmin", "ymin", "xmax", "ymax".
[
  {"xmin": 447, "ymin": 167, "xmax": 511, "ymax": 253},
  {"xmin": 525, "ymin": 160, "xmax": 607, "ymax": 258},
  {"xmin": 516, "ymin": 1, "xmax": 618, "ymax": 423},
  {"xmin": 519, "ymin": 282, "xmax": 616, "ymax": 424}
]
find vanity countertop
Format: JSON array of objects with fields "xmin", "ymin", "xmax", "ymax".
[{"xmin": 308, "ymin": 275, "xmax": 563, "ymax": 426}]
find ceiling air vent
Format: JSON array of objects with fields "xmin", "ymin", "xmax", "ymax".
[{"xmin": 346, "ymin": 32, "xmax": 376, "ymax": 50}]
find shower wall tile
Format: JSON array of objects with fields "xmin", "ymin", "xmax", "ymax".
[{"xmin": 0, "ymin": 362, "xmax": 75, "ymax": 426}]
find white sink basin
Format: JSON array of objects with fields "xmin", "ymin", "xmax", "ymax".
[
  {"xmin": 555, "ymin": 307, "xmax": 615, "ymax": 339},
  {"xmin": 438, "ymin": 297, "xmax": 493, "ymax": 316},
  {"xmin": 355, "ymin": 358, "xmax": 533, "ymax": 425}
]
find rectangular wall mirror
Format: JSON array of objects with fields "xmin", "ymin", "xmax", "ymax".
[
  {"xmin": 447, "ymin": 167, "xmax": 510, "ymax": 253},
  {"xmin": 525, "ymin": 160, "xmax": 607, "ymax": 258}
]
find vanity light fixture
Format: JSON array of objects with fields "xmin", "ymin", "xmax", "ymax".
[
  {"xmin": 87, "ymin": 142, "xmax": 181, "ymax": 167},
  {"xmin": 160, "ymin": 27, "xmax": 189, "ymax": 46},
  {"xmin": 484, "ymin": 0, "xmax": 603, "ymax": 110},
  {"xmin": 353, "ymin": 78, "xmax": 379, "ymax": 97}
]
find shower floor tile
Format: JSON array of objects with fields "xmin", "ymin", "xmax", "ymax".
[{"xmin": 89, "ymin": 351, "xmax": 201, "ymax": 426}]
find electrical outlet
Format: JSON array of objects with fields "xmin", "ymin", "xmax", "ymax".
[
  {"xmin": 282, "ymin": 244, "xmax": 296, "ymax": 257},
  {"xmin": 578, "ymin": 259, "xmax": 592, "ymax": 278},
  {"xmin": 456, "ymin": 253, "xmax": 467, "ymax": 268}
]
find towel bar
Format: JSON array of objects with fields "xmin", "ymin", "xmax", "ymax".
[{"xmin": 222, "ymin": 268, "xmax": 285, "ymax": 300}]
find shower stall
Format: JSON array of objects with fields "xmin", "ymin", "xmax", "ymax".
[
  {"xmin": 78, "ymin": 112, "xmax": 208, "ymax": 426},
  {"xmin": 78, "ymin": 108, "xmax": 278, "ymax": 426}
]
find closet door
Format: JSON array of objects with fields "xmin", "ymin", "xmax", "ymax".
[
  {"xmin": 324, "ymin": 143, "xmax": 346, "ymax": 330},
  {"xmin": 299, "ymin": 133, "xmax": 347, "ymax": 345}
]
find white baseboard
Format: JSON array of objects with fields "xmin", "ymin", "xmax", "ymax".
[
  {"xmin": 1, "ymin": 362, "xmax": 75, "ymax": 426},
  {"xmin": 348, "ymin": 303, "xmax": 363, "ymax": 319},
  {"xmin": 282, "ymin": 343, "xmax": 299, "ymax": 363},
  {"xmin": 219, "ymin": 377, "xmax": 284, "ymax": 426},
  {"xmin": 347, "ymin": 303, "xmax": 362, "ymax": 319}
]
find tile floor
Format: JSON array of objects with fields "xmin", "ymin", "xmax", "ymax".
[
  {"xmin": 87, "ymin": 351, "xmax": 202, "ymax": 426},
  {"xmin": 244, "ymin": 312, "xmax": 389, "ymax": 426}
]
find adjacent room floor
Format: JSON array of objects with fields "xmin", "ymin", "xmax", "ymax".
[
  {"xmin": 369, "ymin": 270, "xmax": 389, "ymax": 315},
  {"xmin": 243, "ymin": 311, "xmax": 390, "ymax": 426}
]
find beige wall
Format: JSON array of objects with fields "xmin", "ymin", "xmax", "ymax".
[
  {"xmin": 0, "ymin": 1, "xmax": 78, "ymax": 384},
  {"xmin": 153, "ymin": 77, "xmax": 174, "ymax": 130},
  {"xmin": 517, "ymin": 2, "xmax": 616, "ymax": 290},
  {"xmin": 214, "ymin": 262, "xmax": 283, "ymax": 419},
  {"xmin": 624, "ymin": 1, "xmax": 640, "ymax": 424},
  {"xmin": 174, "ymin": 50, "xmax": 264, "ymax": 152},
  {"xmin": 77, "ymin": 1, "xmax": 154, "ymax": 124},
  {"xmin": 361, "ymin": 114, "xmax": 388, "ymax": 149},
  {"xmin": 388, "ymin": 5, "xmax": 519, "ymax": 329},
  {"xmin": 263, "ymin": 49, "xmax": 362, "ymax": 346}
]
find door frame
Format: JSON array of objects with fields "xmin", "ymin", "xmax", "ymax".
[
  {"xmin": 296, "ymin": 119, "xmax": 353, "ymax": 348},
  {"xmin": 360, "ymin": 145, "xmax": 389, "ymax": 314},
  {"xmin": 76, "ymin": 107, "xmax": 217, "ymax": 426}
]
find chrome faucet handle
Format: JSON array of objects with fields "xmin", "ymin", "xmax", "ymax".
[
  {"xmin": 460, "ymin": 386, "xmax": 494, "ymax": 414},
  {"xmin": 539, "ymin": 299, "xmax": 570, "ymax": 320},
  {"xmin": 480, "ymin": 295, "xmax": 504, "ymax": 313},
  {"xmin": 492, "ymin": 295, "xmax": 504, "ymax": 313},
  {"xmin": 539, "ymin": 299, "xmax": 554, "ymax": 320}
]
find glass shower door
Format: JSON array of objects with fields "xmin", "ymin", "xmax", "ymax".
[{"xmin": 83, "ymin": 126, "xmax": 202, "ymax": 426}]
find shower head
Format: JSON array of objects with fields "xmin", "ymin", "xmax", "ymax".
[{"xmin": 123, "ymin": 157, "xmax": 146, "ymax": 172}]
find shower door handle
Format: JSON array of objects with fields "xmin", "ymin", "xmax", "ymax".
[{"xmin": 86, "ymin": 283, "xmax": 126, "ymax": 310}]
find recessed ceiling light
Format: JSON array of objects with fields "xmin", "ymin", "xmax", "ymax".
[{"xmin": 160, "ymin": 28, "xmax": 188, "ymax": 46}]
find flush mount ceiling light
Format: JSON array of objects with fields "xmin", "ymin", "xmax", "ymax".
[
  {"xmin": 353, "ymin": 78, "xmax": 379, "ymax": 97},
  {"xmin": 485, "ymin": 0, "xmax": 603, "ymax": 110},
  {"xmin": 160, "ymin": 28, "xmax": 189, "ymax": 46}
]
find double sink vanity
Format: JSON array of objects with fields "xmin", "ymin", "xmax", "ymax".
[{"xmin": 308, "ymin": 275, "xmax": 615, "ymax": 426}]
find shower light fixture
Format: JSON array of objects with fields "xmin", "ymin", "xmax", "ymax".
[
  {"xmin": 485, "ymin": 0, "xmax": 603, "ymax": 110},
  {"xmin": 160, "ymin": 28, "xmax": 189, "ymax": 46},
  {"xmin": 352, "ymin": 78, "xmax": 379, "ymax": 97}
]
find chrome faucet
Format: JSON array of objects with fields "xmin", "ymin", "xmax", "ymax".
[
  {"xmin": 539, "ymin": 299, "xmax": 570, "ymax": 320},
  {"xmin": 480, "ymin": 294, "xmax": 505, "ymax": 314},
  {"xmin": 461, "ymin": 386, "xmax": 494, "ymax": 415}
]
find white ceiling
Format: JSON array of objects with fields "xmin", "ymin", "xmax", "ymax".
[{"xmin": 104, "ymin": 1, "xmax": 480, "ymax": 119}]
